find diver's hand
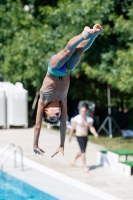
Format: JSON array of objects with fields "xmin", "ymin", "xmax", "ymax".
[
  {"xmin": 51, "ymin": 146, "xmax": 64, "ymax": 158},
  {"xmin": 33, "ymin": 146, "xmax": 45, "ymax": 156}
]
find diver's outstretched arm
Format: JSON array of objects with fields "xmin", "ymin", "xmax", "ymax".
[
  {"xmin": 33, "ymin": 99, "xmax": 45, "ymax": 156},
  {"xmin": 51, "ymin": 97, "xmax": 67, "ymax": 157}
]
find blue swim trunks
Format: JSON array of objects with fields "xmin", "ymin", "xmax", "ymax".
[{"xmin": 48, "ymin": 55, "xmax": 71, "ymax": 77}]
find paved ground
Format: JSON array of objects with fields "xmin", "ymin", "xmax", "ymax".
[{"xmin": 0, "ymin": 126, "xmax": 133, "ymax": 200}]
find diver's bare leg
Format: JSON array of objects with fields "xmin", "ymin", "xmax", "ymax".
[
  {"xmin": 66, "ymin": 37, "xmax": 95, "ymax": 71},
  {"xmin": 66, "ymin": 24, "xmax": 103, "ymax": 71},
  {"xmin": 50, "ymin": 26, "xmax": 96, "ymax": 70}
]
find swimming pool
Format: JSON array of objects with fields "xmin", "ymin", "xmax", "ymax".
[{"xmin": 0, "ymin": 171, "xmax": 58, "ymax": 200}]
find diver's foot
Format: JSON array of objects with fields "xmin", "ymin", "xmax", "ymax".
[{"xmin": 81, "ymin": 26, "xmax": 95, "ymax": 40}]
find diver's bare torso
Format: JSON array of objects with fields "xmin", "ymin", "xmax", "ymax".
[{"xmin": 40, "ymin": 72, "xmax": 70, "ymax": 106}]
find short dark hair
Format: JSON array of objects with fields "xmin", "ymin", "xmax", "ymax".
[
  {"xmin": 82, "ymin": 103, "xmax": 88, "ymax": 109},
  {"xmin": 43, "ymin": 112, "xmax": 59, "ymax": 125}
]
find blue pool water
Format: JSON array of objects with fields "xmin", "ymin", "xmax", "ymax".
[{"xmin": 0, "ymin": 171, "xmax": 58, "ymax": 200}]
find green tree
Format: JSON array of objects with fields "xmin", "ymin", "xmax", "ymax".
[
  {"xmin": 0, "ymin": 0, "xmax": 56, "ymax": 101},
  {"xmin": 1, "ymin": 0, "xmax": 133, "ymax": 110}
]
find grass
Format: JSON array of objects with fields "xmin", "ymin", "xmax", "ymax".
[{"xmin": 89, "ymin": 131, "xmax": 133, "ymax": 151}]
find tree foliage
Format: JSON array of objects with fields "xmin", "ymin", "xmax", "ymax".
[{"xmin": 1, "ymin": 0, "xmax": 133, "ymax": 108}]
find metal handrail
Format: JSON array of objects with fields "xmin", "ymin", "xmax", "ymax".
[
  {"xmin": 0, "ymin": 143, "xmax": 16, "ymax": 167},
  {"xmin": 0, "ymin": 143, "xmax": 15, "ymax": 157},
  {"xmin": 0, "ymin": 144, "xmax": 23, "ymax": 171}
]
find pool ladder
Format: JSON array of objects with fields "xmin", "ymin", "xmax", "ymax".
[{"xmin": 0, "ymin": 143, "xmax": 23, "ymax": 171}]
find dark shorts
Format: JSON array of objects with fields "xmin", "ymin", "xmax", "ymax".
[{"xmin": 77, "ymin": 136, "xmax": 88, "ymax": 153}]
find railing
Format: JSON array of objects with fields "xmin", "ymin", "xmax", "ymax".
[{"xmin": 0, "ymin": 143, "xmax": 23, "ymax": 171}]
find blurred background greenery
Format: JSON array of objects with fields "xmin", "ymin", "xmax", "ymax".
[{"xmin": 1, "ymin": 0, "xmax": 133, "ymax": 127}]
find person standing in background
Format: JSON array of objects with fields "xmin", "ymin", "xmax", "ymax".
[{"xmin": 68, "ymin": 105, "xmax": 98, "ymax": 172}]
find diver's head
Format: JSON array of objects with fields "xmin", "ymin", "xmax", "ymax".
[{"xmin": 43, "ymin": 101, "xmax": 61, "ymax": 124}]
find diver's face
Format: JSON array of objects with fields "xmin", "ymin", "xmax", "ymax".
[{"xmin": 44, "ymin": 101, "xmax": 61, "ymax": 123}]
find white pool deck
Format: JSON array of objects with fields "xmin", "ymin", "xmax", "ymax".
[{"xmin": 0, "ymin": 127, "xmax": 133, "ymax": 200}]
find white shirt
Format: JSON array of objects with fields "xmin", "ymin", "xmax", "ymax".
[{"xmin": 71, "ymin": 114, "xmax": 93, "ymax": 136}]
